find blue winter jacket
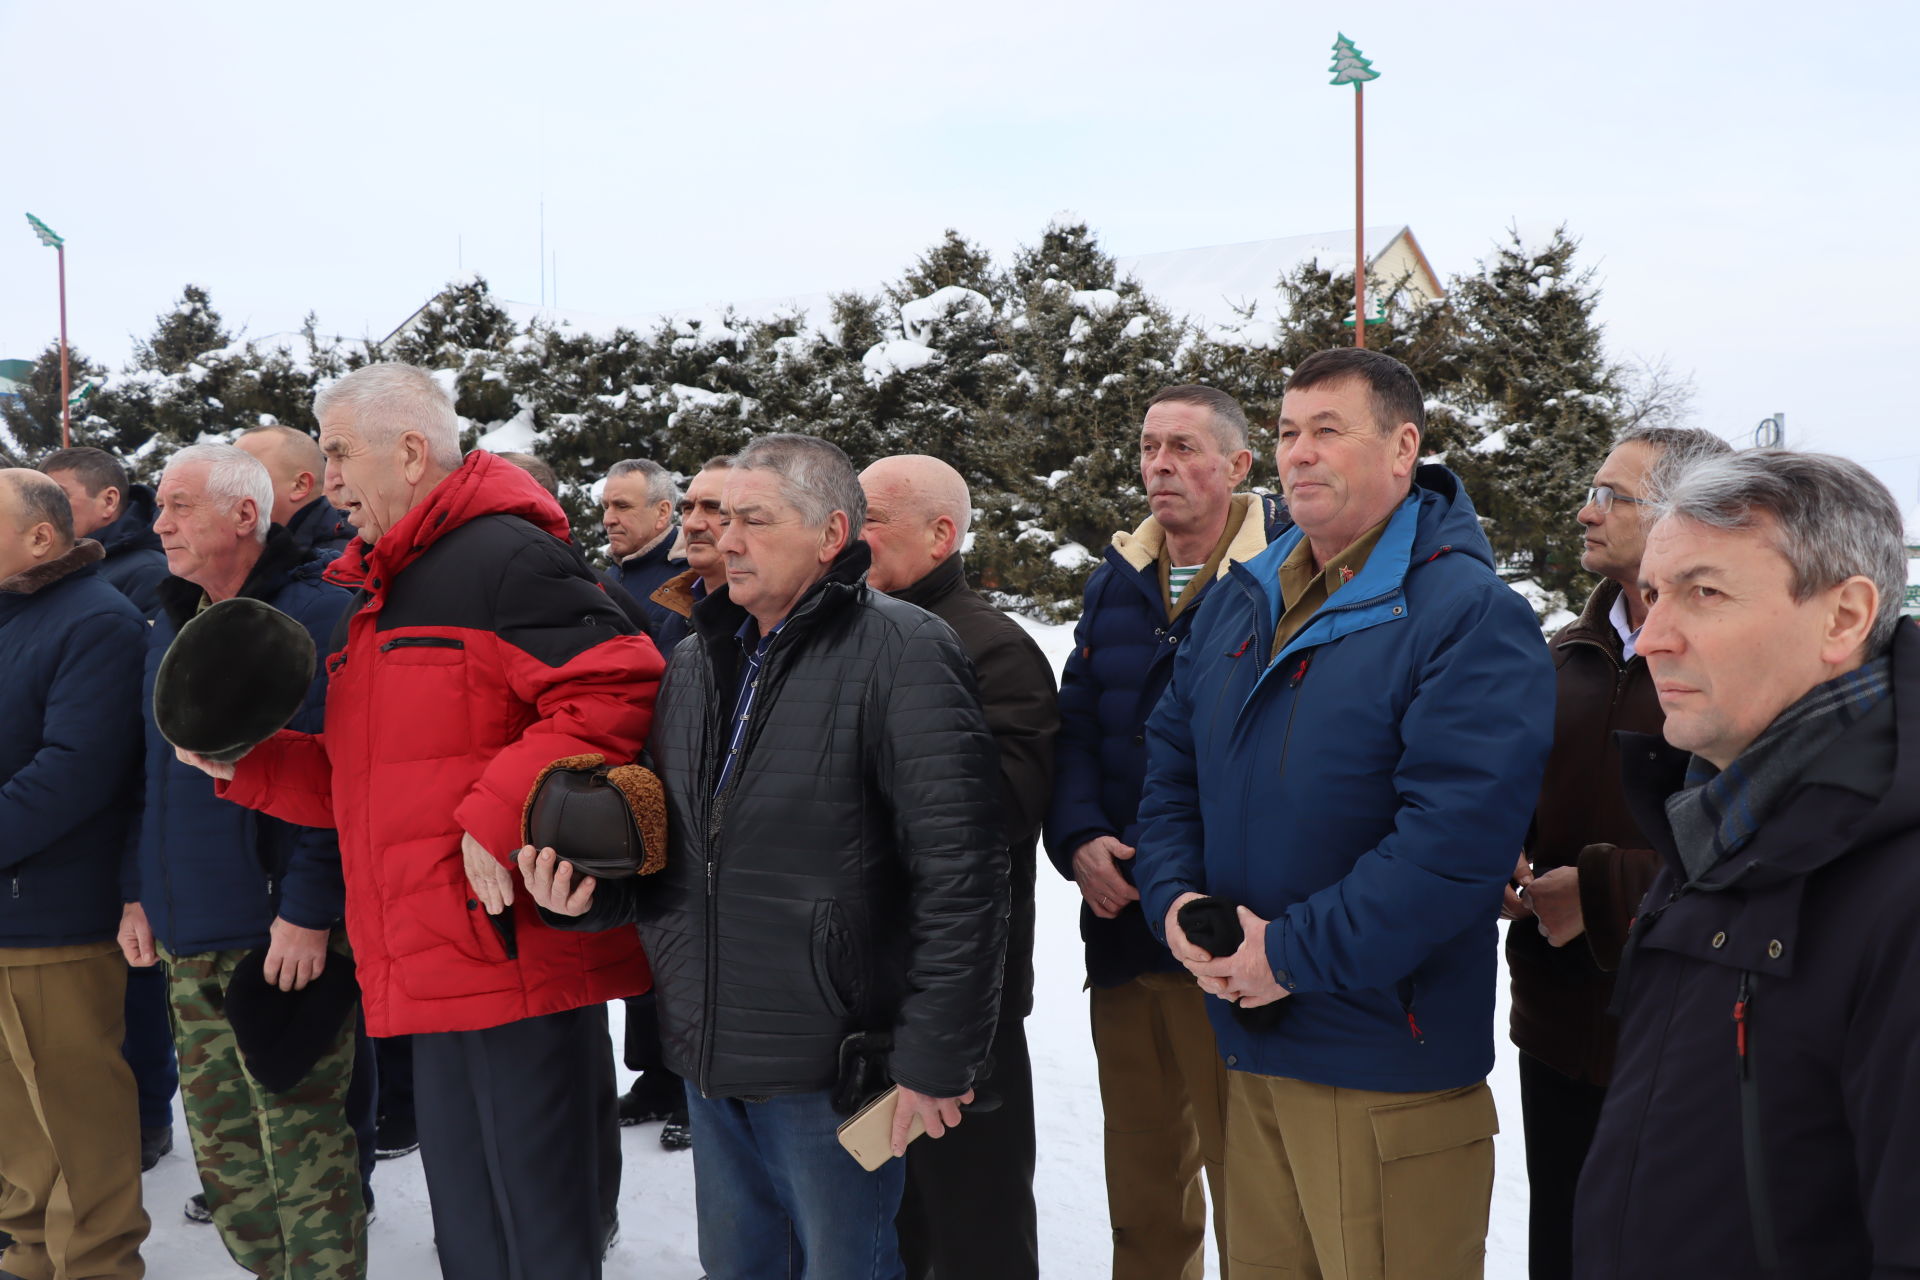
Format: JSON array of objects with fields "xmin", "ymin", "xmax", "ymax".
[
  {"xmin": 1044, "ymin": 493, "xmax": 1290, "ymax": 988},
  {"xmin": 607, "ymin": 536, "xmax": 686, "ymax": 640},
  {"xmin": 131, "ymin": 530, "xmax": 352, "ymax": 955},
  {"xmin": 0, "ymin": 543, "xmax": 147, "ymax": 947},
  {"xmin": 94, "ymin": 482, "xmax": 170, "ymax": 622},
  {"xmin": 1135, "ymin": 466, "xmax": 1555, "ymax": 1092}
]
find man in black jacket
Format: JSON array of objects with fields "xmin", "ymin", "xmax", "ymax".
[
  {"xmin": 235, "ymin": 424, "xmax": 355, "ymax": 559},
  {"xmin": 861, "ymin": 453, "xmax": 1058, "ymax": 1280},
  {"xmin": 1575, "ymin": 449, "xmax": 1920, "ymax": 1279},
  {"xmin": 526, "ymin": 433, "xmax": 1007, "ymax": 1280}
]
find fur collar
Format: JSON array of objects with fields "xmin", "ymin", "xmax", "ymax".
[
  {"xmin": 1110, "ymin": 494, "xmax": 1269, "ymax": 578},
  {"xmin": 0, "ymin": 539, "xmax": 105, "ymax": 595}
]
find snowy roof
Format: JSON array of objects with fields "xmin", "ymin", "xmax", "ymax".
[
  {"xmin": 1113, "ymin": 225, "xmax": 1438, "ymax": 334},
  {"xmin": 382, "ymin": 224, "xmax": 1437, "ymax": 354}
]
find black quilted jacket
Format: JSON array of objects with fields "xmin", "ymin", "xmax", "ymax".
[{"xmin": 550, "ymin": 542, "xmax": 1009, "ymax": 1099}]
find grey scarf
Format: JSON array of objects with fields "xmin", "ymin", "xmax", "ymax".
[{"xmin": 1666, "ymin": 653, "xmax": 1894, "ymax": 882}]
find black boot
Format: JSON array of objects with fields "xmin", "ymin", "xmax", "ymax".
[{"xmin": 616, "ymin": 1071, "xmax": 683, "ymax": 1126}]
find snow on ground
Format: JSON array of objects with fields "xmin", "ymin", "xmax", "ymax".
[{"xmin": 138, "ymin": 615, "xmax": 1531, "ymax": 1279}]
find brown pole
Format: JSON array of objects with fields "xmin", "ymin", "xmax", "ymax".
[
  {"xmin": 57, "ymin": 243, "xmax": 71, "ymax": 448},
  {"xmin": 1354, "ymin": 84, "xmax": 1366, "ymax": 349}
]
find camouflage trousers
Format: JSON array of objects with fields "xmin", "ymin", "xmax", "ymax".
[{"xmin": 163, "ymin": 942, "xmax": 366, "ymax": 1280}]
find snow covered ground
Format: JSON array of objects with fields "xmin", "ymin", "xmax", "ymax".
[{"xmin": 135, "ymin": 615, "xmax": 1532, "ymax": 1279}]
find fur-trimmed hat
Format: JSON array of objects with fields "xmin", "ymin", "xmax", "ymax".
[
  {"xmin": 154, "ymin": 597, "xmax": 316, "ymax": 764},
  {"xmin": 522, "ymin": 754, "xmax": 668, "ymax": 879},
  {"xmin": 224, "ymin": 946, "xmax": 359, "ymax": 1095}
]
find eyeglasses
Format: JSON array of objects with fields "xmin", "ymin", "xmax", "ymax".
[{"xmin": 1584, "ymin": 485, "xmax": 1646, "ymax": 513}]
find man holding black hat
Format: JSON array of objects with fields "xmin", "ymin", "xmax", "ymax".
[
  {"xmin": 0, "ymin": 468, "xmax": 150, "ymax": 1280},
  {"xmin": 182, "ymin": 364, "xmax": 662, "ymax": 1280},
  {"xmin": 118, "ymin": 442, "xmax": 366, "ymax": 1276}
]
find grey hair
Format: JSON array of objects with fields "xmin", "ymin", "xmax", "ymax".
[
  {"xmin": 1147, "ymin": 384, "xmax": 1250, "ymax": 454},
  {"xmin": 733, "ymin": 434, "xmax": 866, "ymax": 539},
  {"xmin": 1656, "ymin": 448, "xmax": 1909, "ymax": 652},
  {"xmin": 1617, "ymin": 425, "xmax": 1735, "ymax": 505},
  {"xmin": 163, "ymin": 443, "xmax": 276, "ymax": 544},
  {"xmin": 313, "ymin": 363, "xmax": 462, "ymax": 470},
  {"xmin": 607, "ymin": 458, "xmax": 680, "ymax": 508}
]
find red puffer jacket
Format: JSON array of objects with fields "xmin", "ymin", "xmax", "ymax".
[{"xmin": 221, "ymin": 452, "xmax": 662, "ymax": 1036}]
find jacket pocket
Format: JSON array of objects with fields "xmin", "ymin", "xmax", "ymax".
[
  {"xmin": 1370, "ymin": 1081, "xmax": 1498, "ymax": 1280},
  {"xmin": 809, "ymin": 899, "xmax": 860, "ymax": 1019},
  {"xmin": 372, "ymin": 634, "xmax": 473, "ymax": 761}
]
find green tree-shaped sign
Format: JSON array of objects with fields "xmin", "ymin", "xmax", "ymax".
[{"xmin": 1329, "ymin": 34, "xmax": 1379, "ymax": 86}]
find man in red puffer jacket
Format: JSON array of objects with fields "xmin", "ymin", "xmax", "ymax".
[{"xmin": 182, "ymin": 363, "xmax": 663, "ymax": 1280}]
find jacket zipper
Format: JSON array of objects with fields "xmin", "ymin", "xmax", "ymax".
[{"xmin": 1734, "ymin": 970, "xmax": 1779, "ymax": 1269}]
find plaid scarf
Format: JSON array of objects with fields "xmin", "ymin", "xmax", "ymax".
[{"xmin": 1666, "ymin": 654, "xmax": 1894, "ymax": 882}]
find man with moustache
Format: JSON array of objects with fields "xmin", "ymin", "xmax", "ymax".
[{"xmin": 642, "ymin": 456, "xmax": 731, "ymax": 657}]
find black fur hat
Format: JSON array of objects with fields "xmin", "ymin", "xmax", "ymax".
[
  {"xmin": 154, "ymin": 597, "xmax": 316, "ymax": 764},
  {"xmin": 224, "ymin": 946, "xmax": 358, "ymax": 1095}
]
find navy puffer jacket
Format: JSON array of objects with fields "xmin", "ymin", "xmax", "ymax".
[
  {"xmin": 94, "ymin": 482, "xmax": 169, "ymax": 621},
  {"xmin": 1044, "ymin": 493, "xmax": 1289, "ymax": 988},
  {"xmin": 132, "ymin": 529, "xmax": 352, "ymax": 955},
  {"xmin": 0, "ymin": 542, "xmax": 146, "ymax": 947}
]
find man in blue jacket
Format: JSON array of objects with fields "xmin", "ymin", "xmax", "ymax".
[
  {"xmin": 235, "ymin": 425, "xmax": 356, "ymax": 559},
  {"xmin": 1044, "ymin": 385, "xmax": 1287, "ymax": 1280},
  {"xmin": 0, "ymin": 469, "xmax": 150, "ymax": 1280},
  {"xmin": 114, "ymin": 444, "xmax": 365, "ymax": 1276},
  {"xmin": 1134, "ymin": 349, "xmax": 1555, "ymax": 1279}
]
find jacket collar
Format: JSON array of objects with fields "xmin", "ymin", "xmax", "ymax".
[
  {"xmin": 0, "ymin": 539, "xmax": 105, "ymax": 595},
  {"xmin": 889, "ymin": 553, "xmax": 967, "ymax": 612},
  {"xmin": 93, "ymin": 484, "xmax": 161, "ymax": 558},
  {"xmin": 1555, "ymin": 577, "xmax": 1629, "ymax": 659},
  {"xmin": 691, "ymin": 540, "xmax": 874, "ymax": 649},
  {"xmin": 156, "ymin": 525, "xmax": 318, "ymax": 628},
  {"xmin": 650, "ymin": 567, "xmax": 703, "ymax": 620},
  {"xmin": 1110, "ymin": 493, "xmax": 1271, "ymax": 579},
  {"xmin": 325, "ymin": 450, "xmax": 572, "ymax": 591}
]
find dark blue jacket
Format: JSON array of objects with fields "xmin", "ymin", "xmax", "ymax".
[
  {"xmin": 94, "ymin": 482, "xmax": 169, "ymax": 621},
  {"xmin": 132, "ymin": 530, "xmax": 352, "ymax": 955},
  {"xmin": 1135, "ymin": 466, "xmax": 1555, "ymax": 1092},
  {"xmin": 283, "ymin": 495, "xmax": 356, "ymax": 560},
  {"xmin": 1044, "ymin": 494, "xmax": 1289, "ymax": 988},
  {"xmin": 606, "ymin": 535, "xmax": 686, "ymax": 639},
  {"xmin": 0, "ymin": 543, "xmax": 146, "ymax": 947}
]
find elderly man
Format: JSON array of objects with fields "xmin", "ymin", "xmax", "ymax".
[
  {"xmin": 39, "ymin": 446, "xmax": 169, "ymax": 620},
  {"xmin": 1044, "ymin": 384, "xmax": 1285, "ymax": 1279},
  {"xmin": 1574, "ymin": 451, "xmax": 1920, "ymax": 1278},
  {"xmin": 1503, "ymin": 424, "xmax": 1731, "ymax": 1280},
  {"xmin": 642, "ymin": 455, "xmax": 731, "ymax": 657},
  {"xmin": 0, "ymin": 470, "xmax": 150, "ymax": 1280},
  {"xmin": 235, "ymin": 425, "xmax": 355, "ymax": 558},
  {"xmin": 117, "ymin": 443, "xmax": 365, "ymax": 1275},
  {"xmin": 1133, "ymin": 348, "xmax": 1556, "ymax": 1279},
  {"xmin": 180, "ymin": 364, "xmax": 663, "ymax": 1280},
  {"xmin": 860, "ymin": 453, "xmax": 1059, "ymax": 1280},
  {"xmin": 525, "ymin": 433, "xmax": 1006, "ymax": 1280},
  {"xmin": 36, "ymin": 446, "xmax": 179, "ymax": 1170},
  {"xmin": 601, "ymin": 457, "xmax": 685, "ymax": 636}
]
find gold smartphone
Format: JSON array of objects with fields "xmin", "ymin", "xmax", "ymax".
[{"xmin": 834, "ymin": 1085, "xmax": 926, "ymax": 1171}]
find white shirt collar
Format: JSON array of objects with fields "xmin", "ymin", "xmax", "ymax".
[{"xmin": 1608, "ymin": 588, "xmax": 1641, "ymax": 662}]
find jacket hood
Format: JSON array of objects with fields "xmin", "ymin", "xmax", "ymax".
[
  {"xmin": 325, "ymin": 450, "xmax": 572, "ymax": 589},
  {"xmin": 157, "ymin": 525, "xmax": 327, "ymax": 629},
  {"xmin": 95, "ymin": 483, "xmax": 161, "ymax": 558}
]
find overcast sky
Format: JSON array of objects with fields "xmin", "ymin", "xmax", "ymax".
[{"xmin": 4, "ymin": 0, "xmax": 1916, "ymax": 507}]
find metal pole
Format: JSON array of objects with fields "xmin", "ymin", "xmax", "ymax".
[
  {"xmin": 1354, "ymin": 84, "xmax": 1366, "ymax": 350},
  {"xmin": 57, "ymin": 243, "xmax": 70, "ymax": 448}
]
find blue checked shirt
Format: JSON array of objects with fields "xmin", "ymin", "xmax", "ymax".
[{"xmin": 713, "ymin": 616, "xmax": 784, "ymax": 796}]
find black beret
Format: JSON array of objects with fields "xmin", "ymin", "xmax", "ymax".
[{"xmin": 154, "ymin": 597, "xmax": 316, "ymax": 764}]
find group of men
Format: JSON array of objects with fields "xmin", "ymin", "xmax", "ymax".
[{"xmin": 2, "ymin": 346, "xmax": 1916, "ymax": 1280}]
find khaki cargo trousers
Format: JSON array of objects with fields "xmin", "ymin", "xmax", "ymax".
[{"xmin": 1224, "ymin": 1072, "xmax": 1497, "ymax": 1280}]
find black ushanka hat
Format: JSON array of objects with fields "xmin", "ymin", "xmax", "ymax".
[{"xmin": 154, "ymin": 597, "xmax": 316, "ymax": 764}]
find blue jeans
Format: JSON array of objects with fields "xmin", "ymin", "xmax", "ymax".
[{"xmin": 688, "ymin": 1085, "xmax": 906, "ymax": 1280}]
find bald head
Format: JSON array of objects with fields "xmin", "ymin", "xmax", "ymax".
[
  {"xmin": 858, "ymin": 454, "xmax": 974, "ymax": 594},
  {"xmin": 0, "ymin": 468, "xmax": 75, "ymax": 584},
  {"xmin": 236, "ymin": 425, "xmax": 328, "ymax": 526}
]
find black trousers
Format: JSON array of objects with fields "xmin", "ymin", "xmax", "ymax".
[
  {"xmin": 1519, "ymin": 1050, "xmax": 1608, "ymax": 1280},
  {"xmin": 896, "ymin": 1014, "xmax": 1039, "ymax": 1280},
  {"xmin": 413, "ymin": 1004, "xmax": 621, "ymax": 1280}
]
